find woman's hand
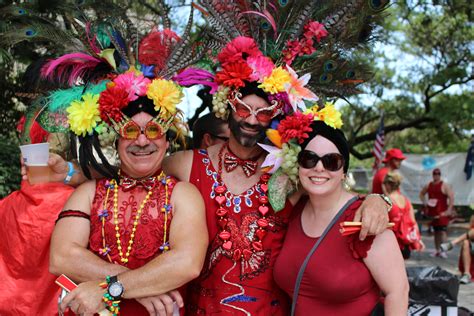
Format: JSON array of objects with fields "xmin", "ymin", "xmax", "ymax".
[{"xmin": 136, "ymin": 290, "xmax": 184, "ymax": 316}]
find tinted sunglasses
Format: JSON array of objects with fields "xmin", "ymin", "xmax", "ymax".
[
  {"xmin": 228, "ymin": 95, "xmax": 280, "ymax": 123},
  {"xmin": 297, "ymin": 150, "xmax": 345, "ymax": 171},
  {"xmin": 433, "ymin": 172, "xmax": 441, "ymax": 175},
  {"xmin": 119, "ymin": 120, "xmax": 164, "ymax": 140}
]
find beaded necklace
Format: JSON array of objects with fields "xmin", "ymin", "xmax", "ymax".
[
  {"xmin": 99, "ymin": 170, "xmax": 170, "ymax": 265},
  {"xmin": 215, "ymin": 143, "xmax": 271, "ymax": 261}
]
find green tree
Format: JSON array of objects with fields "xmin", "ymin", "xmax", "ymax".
[{"xmin": 342, "ymin": 0, "xmax": 473, "ymax": 161}]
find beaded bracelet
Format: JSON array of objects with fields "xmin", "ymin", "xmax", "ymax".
[{"xmin": 99, "ymin": 281, "xmax": 121, "ymax": 316}]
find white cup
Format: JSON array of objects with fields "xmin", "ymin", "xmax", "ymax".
[{"xmin": 19, "ymin": 142, "xmax": 50, "ymax": 184}]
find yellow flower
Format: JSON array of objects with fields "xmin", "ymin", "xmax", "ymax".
[
  {"xmin": 146, "ymin": 79, "xmax": 183, "ymax": 116},
  {"xmin": 305, "ymin": 102, "xmax": 343, "ymax": 129},
  {"xmin": 66, "ymin": 93, "xmax": 101, "ymax": 136},
  {"xmin": 258, "ymin": 67, "xmax": 291, "ymax": 94}
]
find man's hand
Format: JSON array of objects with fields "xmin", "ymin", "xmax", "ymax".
[
  {"xmin": 21, "ymin": 153, "xmax": 69, "ymax": 183},
  {"xmin": 59, "ymin": 280, "xmax": 104, "ymax": 315},
  {"xmin": 136, "ymin": 290, "xmax": 184, "ymax": 316},
  {"xmin": 353, "ymin": 195, "xmax": 390, "ymax": 240}
]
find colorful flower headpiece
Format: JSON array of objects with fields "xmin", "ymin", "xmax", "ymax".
[
  {"xmin": 259, "ymin": 102, "xmax": 343, "ymax": 211},
  {"xmin": 175, "ymin": 32, "xmax": 326, "ymax": 120},
  {"xmin": 65, "ymin": 69, "xmax": 184, "ymax": 138}
]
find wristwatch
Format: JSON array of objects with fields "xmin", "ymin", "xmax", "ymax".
[
  {"xmin": 367, "ymin": 193, "xmax": 393, "ymax": 212},
  {"xmin": 107, "ymin": 275, "xmax": 124, "ymax": 300}
]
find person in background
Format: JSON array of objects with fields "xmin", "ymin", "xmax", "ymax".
[
  {"xmin": 440, "ymin": 215, "xmax": 474, "ymax": 284},
  {"xmin": 192, "ymin": 113, "xmax": 229, "ymax": 149},
  {"xmin": 383, "ymin": 172, "xmax": 425, "ymax": 259},
  {"xmin": 419, "ymin": 168, "xmax": 455, "ymax": 258},
  {"xmin": 274, "ymin": 113, "xmax": 408, "ymax": 315},
  {"xmin": 372, "ymin": 148, "xmax": 406, "ymax": 194}
]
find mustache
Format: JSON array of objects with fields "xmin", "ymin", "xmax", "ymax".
[
  {"xmin": 126, "ymin": 144, "xmax": 158, "ymax": 153},
  {"xmin": 239, "ymin": 121, "xmax": 265, "ymax": 132}
]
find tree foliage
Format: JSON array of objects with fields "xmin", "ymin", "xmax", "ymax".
[{"xmin": 342, "ymin": 0, "xmax": 473, "ymax": 161}]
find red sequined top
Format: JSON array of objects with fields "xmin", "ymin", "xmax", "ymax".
[
  {"xmin": 186, "ymin": 149, "xmax": 292, "ymax": 315},
  {"xmin": 89, "ymin": 175, "xmax": 178, "ymax": 315},
  {"xmin": 273, "ymin": 197, "xmax": 380, "ymax": 316}
]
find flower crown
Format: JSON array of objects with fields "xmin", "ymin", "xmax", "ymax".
[
  {"xmin": 259, "ymin": 102, "xmax": 343, "ymax": 211},
  {"xmin": 175, "ymin": 30, "xmax": 327, "ymax": 120},
  {"xmin": 66, "ymin": 69, "xmax": 183, "ymax": 138}
]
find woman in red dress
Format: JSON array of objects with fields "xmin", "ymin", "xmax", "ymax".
[{"xmin": 273, "ymin": 113, "xmax": 408, "ymax": 315}]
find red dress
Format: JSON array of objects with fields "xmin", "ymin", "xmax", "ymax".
[
  {"xmin": 88, "ymin": 175, "xmax": 180, "ymax": 315},
  {"xmin": 186, "ymin": 149, "xmax": 292, "ymax": 315},
  {"xmin": 273, "ymin": 197, "xmax": 380, "ymax": 316},
  {"xmin": 426, "ymin": 181, "xmax": 449, "ymax": 226},
  {"xmin": 371, "ymin": 167, "xmax": 389, "ymax": 194},
  {"xmin": 0, "ymin": 181, "xmax": 73, "ymax": 316}
]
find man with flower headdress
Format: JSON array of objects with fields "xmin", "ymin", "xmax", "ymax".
[
  {"xmin": 29, "ymin": 12, "xmax": 212, "ymax": 314},
  {"xmin": 39, "ymin": 2, "xmax": 393, "ymax": 314}
]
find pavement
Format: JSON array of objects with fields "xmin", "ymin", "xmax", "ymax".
[{"xmin": 405, "ymin": 221, "xmax": 474, "ymax": 312}]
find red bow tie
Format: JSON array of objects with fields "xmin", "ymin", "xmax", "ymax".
[
  {"xmin": 223, "ymin": 152, "xmax": 259, "ymax": 177},
  {"xmin": 120, "ymin": 175, "xmax": 158, "ymax": 192}
]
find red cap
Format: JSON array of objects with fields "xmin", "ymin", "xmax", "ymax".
[{"xmin": 383, "ymin": 148, "xmax": 406, "ymax": 163}]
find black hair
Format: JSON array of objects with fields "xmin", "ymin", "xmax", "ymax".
[
  {"xmin": 300, "ymin": 121, "xmax": 350, "ymax": 173},
  {"xmin": 192, "ymin": 113, "xmax": 227, "ymax": 149},
  {"xmin": 238, "ymin": 81, "xmax": 271, "ymax": 103}
]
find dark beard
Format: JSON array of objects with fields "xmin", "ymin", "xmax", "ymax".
[{"xmin": 228, "ymin": 114, "xmax": 266, "ymax": 147}]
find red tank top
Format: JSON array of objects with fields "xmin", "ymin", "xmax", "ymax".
[
  {"xmin": 389, "ymin": 197, "xmax": 411, "ymax": 248},
  {"xmin": 427, "ymin": 181, "xmax": 449, "ymax": 226},
  {"xmin": 273, "ymin": 197, "xmax": 379, "ymax": 316},
  {"xmin": 89, "ymin": 175, "xmax": 179, "ymax": 315},
  {"xmin": 186, "ymin": 149, "xmax": 292, "ymax": 315}
]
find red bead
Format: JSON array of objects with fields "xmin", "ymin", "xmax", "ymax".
[
  {"xmin": 233, "ymin": 249, "xmax": 242, "ymax": 261},
  {"xmin": 261, "ymin": 174, "xmax": 270, "ymax": 182},
  {"xmin": 256, "ymin": 229, "xmax": 267, "ymax": 240},
  {"xmin": 218, "ymin": 218, "xmax": 228, "ymax": 229},
  {"xmin": 260, "ymin": 184, "xmax": 268, "ymax": 193},
  {"xmin": 215, "ymin": 185, "xmax": 227, "ymax": 194},
  {"xmin": 222, "ymin": 240, "xmax": 233, "ymax": 250},
  {"xmin": 216, "ymin": 208, "xmax": 228, "ymax": 216},
  {"xmin": 258, "ymin": 205, "xmax": 269, "ymax": 216},
  {"xmin": 257, "ymin": 218, "xmax": 269, "ymax": 228},
  {"xmin": 219, "ymin": 231, "xmax": 231, "ymax": 240},
  {"xmin": 215, "ymin": 195, "xmax": 226, "ymax": 205},
  {"xmin": 259, "ymin": 195, "xmax": 269, "ymax": 204},
  {"xmin": 252, "ymin": 241, "xmax": 263, "ymax": 251},
  {"xmin": 243, "ymin": 249, "xmax": 253, "ymax": 260}
]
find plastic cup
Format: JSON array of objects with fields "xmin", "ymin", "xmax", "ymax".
[{"xmin": 19, "ymin": 142, "xmax": 50, "ymax": 184}]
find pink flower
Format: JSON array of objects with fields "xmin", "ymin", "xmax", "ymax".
[
  {"xmin": 247, "ymin": 55, "xmax": 274, "ymax": 81},
  {"xmin": 304, "ymin": 21, "xmax": 328, "ymax": 42},
  {"xmin": 217, "ymin": 36, "xmax": 263, "ymax": 64},
  {"xmin": 284, "ymin": 66, "xmax": 318, "ymax": 111},
  {"xmin": 113, "ymin": 72, "xmax": 151, "ymax": 101}
]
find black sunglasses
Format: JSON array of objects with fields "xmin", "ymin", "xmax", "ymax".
[{"xmin": 297, "ymin": 150, "xmax": 345, "ymax": 171}]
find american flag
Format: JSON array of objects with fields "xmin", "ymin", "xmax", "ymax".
[{"xmin": 372, "ymin": 112, "xmax": 385, "ymax": 171}]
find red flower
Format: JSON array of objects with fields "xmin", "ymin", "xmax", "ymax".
[
  {"xmin": 299, "ymin": 38, "xmax": 316, "ymax": 56},
  {"xmin": 98, "ymin": 85, "xmax": 130, "ymax": 124},
  {"xmin": 215, "ymin": 61, "xmax": 252, "ymax": 88},
  {"xmin": 217, "ymin": 36, "xmax": 262, "ymax": 64},
  {"xmin": 282, "ymin": 40, "xmax": 301, "ymax": 65},
  {"xmin": 278, "ymin": 112, "xmax": 314, "ymax": 144},
  {"xmin": 304, "ymin": 21, "xmax": 328, "ymax": 42}
]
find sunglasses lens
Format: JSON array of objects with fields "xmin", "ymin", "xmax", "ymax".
[
  {"xmin": 145, "ymin": 122, "xmax": 162, "ymax": 140},
  {"xmin": 256, "ymin": 110, "xmax": 275, "ymax": 123},
  {"xmin": 321, "ymin": 153, "xmax": 344, "ymax": 171},
  {"xmin": 298, "ymin": 150, "xmax": 319, "ymax": 169},
  {"xmin": 122, "ymin": 122, "xmax": 140, "ymax": 139},
  {"xmin": 234, "ymin": 102, "xmax": 251, "ymax": 118}
]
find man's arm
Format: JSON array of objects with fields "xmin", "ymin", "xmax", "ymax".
[
  {"xmin": 50, "ymin": 180, "xmax": 128, "ymax": 281},
  {"xmin": 442, "ymin": 182, "xmax": 455, "ymax": 212},
  {"xmin": 353, "ymin": 195, "xmax": 390, "ymax": 240},
  {"xmin": 419, "ymin": 185, "xmax": 428, "ymax": 206},
  {"xmin": 162, "ymin": 150, "xmax": 194, "ymax": 182}
]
